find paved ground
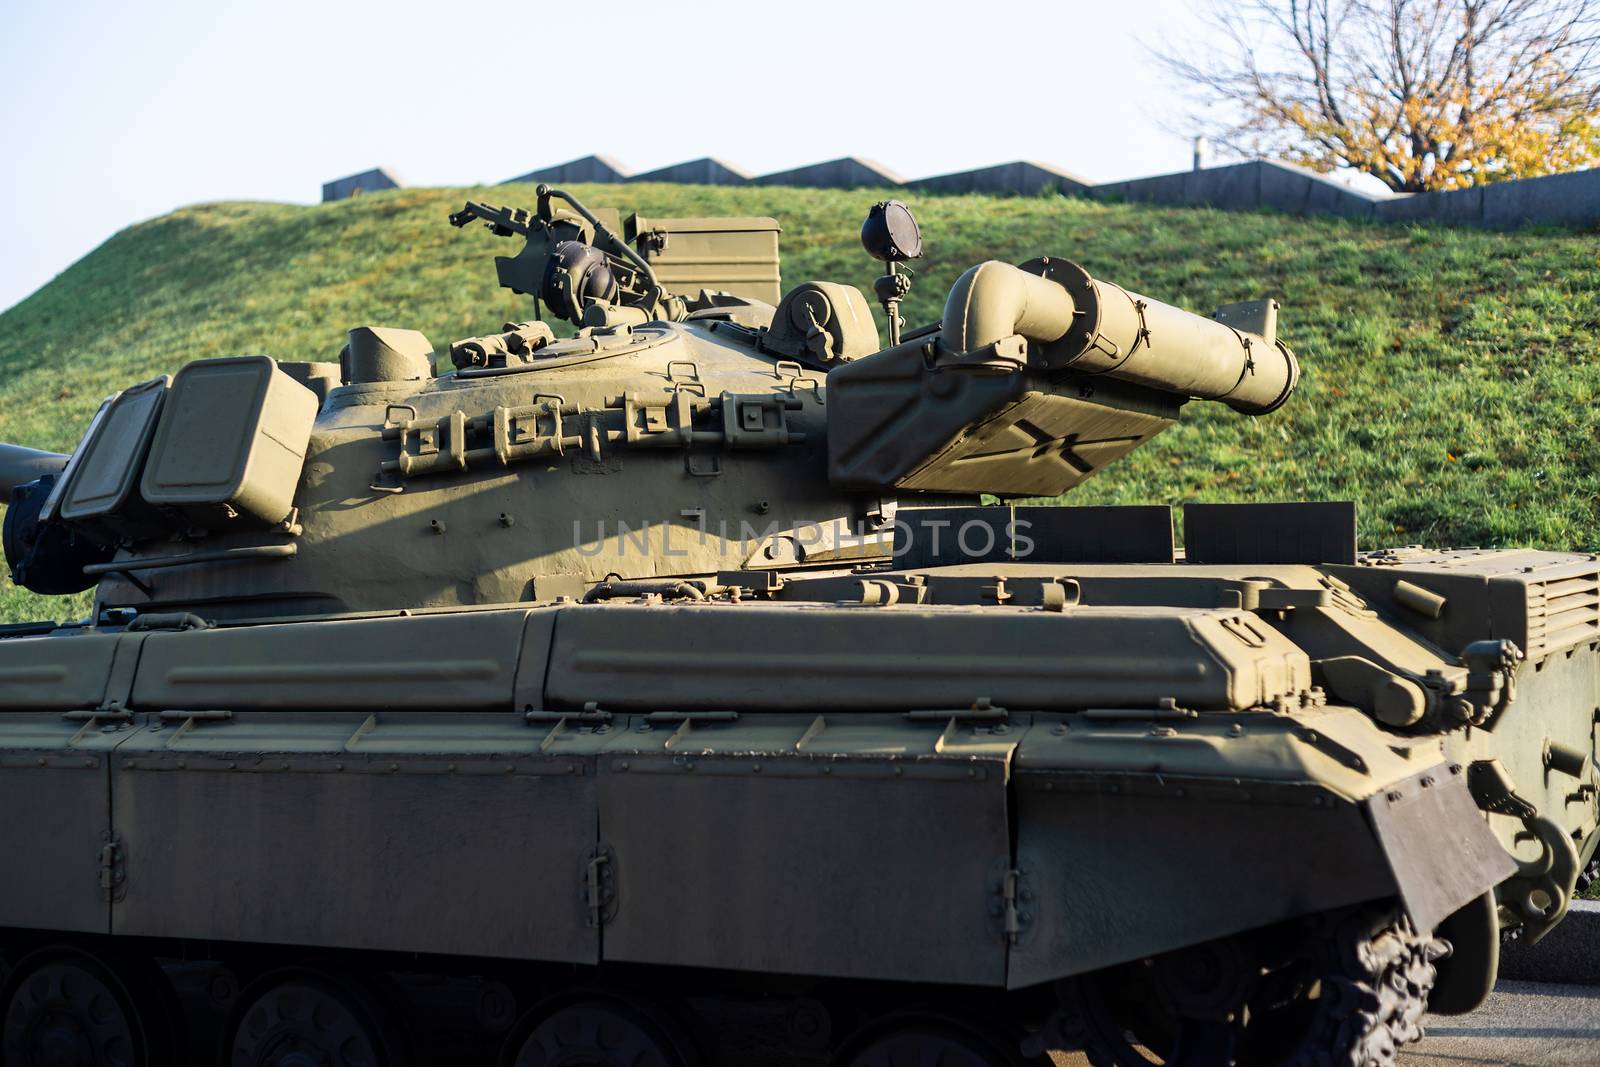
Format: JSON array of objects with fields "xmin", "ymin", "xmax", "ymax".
[
  {"xmin": 1399, "ymin": 981, "xmax": 1600, "ymax": 1067},
  {"xmin": 1047, "ymin": 981, "xmax": 1600, "ymax": 1067}
]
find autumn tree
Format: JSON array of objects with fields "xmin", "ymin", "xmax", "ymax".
[{"xmin": 1159, "ymin": 0, "xmax": 1600, "ymax": 191}]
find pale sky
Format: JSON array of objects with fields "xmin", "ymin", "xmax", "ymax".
[{"xmin": 0, "ymin": 0, "xmax": 1216, "ymax": 312}]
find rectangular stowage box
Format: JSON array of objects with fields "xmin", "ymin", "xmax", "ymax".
[
  {"xmin": 56, "ymin": 376, "xmax": 171, "ymax": 541},
  {"xmin": 140, "ymin": 356, "xmax": 318, "ymax": 527},
  {"xmin": 626, "ymin": 214, "xmax": 781, "ymax": 306}
]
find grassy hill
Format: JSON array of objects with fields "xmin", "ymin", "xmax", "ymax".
[{"xmin": 1, "ymin": 183, "xmax": 1598, "ymax": 623}]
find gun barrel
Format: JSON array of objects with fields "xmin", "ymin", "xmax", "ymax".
[
  {"xmin": 942, "ymin": 260, "xmax": 1297, "ymax": 415},
  {"xmin": 0, "ymin": 443, "xmax": 67, "ymax": 497}
]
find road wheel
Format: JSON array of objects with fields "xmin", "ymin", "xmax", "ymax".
[
  {"xmin": 503, "ymin": 996, "xmax": 695, "ymax": 1067},
  {"xmin": 1061, "ymin": 905, "xmax": 1448, "ymax": 1067},
  {"xmin": 0, "ymin": 947, "xmax": 173, "ymax": 1067},
  {"xmin": 227, "ymin": 971, "xmax": 408, "ymax": 1067},
  {"xmin": 838, "ymin": 1017, "xmax": 1024, "ymax": 1067}
]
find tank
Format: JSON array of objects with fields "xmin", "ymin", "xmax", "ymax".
[{"xmin": 0, "ymin": 187, "xmax": 1595, "ymax": 1067}]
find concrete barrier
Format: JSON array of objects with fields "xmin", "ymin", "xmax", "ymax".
[
  {"xmin": 754, "ymin": 156, "xmax": 904, "ymax": 188},
  {"xmin": 321, "ymin": 168, "xmax": 403, "ymax": 202},
  {"xmin": 1480, "ymin": 168, "xmax": 1600, "ymax": 228},
  {"xmin": 1372, "ymin": 168, "xmax": 1600, "ymax": 228},
  {"xmin": 1259, "ymin": 161, "xmax": 1385, "ymax": 219},
  {"xmin": 908, "ymin": 160, "xmax": 1093, "ymax": 196},
  {"xmin": 628, "ymin": 157, "xmax": 750, "ymax": 185},
  {"xmin": 1375, "ymin": 186, "xmax": 1483, "ymax": 225},
  {"xmin": 323, "ymin": 154, "xmax": 1599, "ymax": 231},
  {"xmin": 1093, "ymin": 159, "xmax": 1383, "ymax": 219},
  {"xmin": 1500, "ymin": 900, "xmax": 1600, "ymax": 985},
  {"xmin": 503, "ymin": 154, "xmax": 630, "ymax": 185}
]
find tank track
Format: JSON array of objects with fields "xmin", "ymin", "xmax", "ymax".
[
  {"xmin": 1062, "ymin": 906, "xmax": 1449, "ymax": 1067},
  {"xmin": 1286, "ymin": 910, "xmax": 1450, "ymax": 1067}
]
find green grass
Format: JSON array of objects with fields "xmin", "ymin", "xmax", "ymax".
[{"xmin": 2, "ymin": 183, "xmax": 1599, "ymax": 623}]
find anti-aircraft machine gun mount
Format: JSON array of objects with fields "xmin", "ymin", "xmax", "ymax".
[{"xmin": 0, "ymin": 189, "xmax": 1594, "ymax": 1067}]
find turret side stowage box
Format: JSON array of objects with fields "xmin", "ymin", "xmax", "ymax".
[
  {"xmin": 140, "ymin": 356, "xmax": 317, "ymax": 527},
  {"xmin": 56, "ymin": 376, "xmax": 170, "ymax": 541}
]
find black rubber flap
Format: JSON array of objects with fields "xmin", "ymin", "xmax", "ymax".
[
  {"xmin": 893, "ymin": 505, "xmax": 1175, "ymax": 568},
  {"xmin": 1366, "ymin": 766, "xmax": 1518, "ymax": 934},
  {"xmin": 1014, "ymin": 505, "xmax": 1174, "ymax": 564},
  {"xmin": 1184, "ymin": 501, "xmax": 1357, "ymax": 565}
]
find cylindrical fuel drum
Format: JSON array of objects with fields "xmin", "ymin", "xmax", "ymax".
[{"xmin": 940, "ymin": 259, "xmax": 1298, "ymax": 415}]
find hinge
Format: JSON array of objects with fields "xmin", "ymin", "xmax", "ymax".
[
  {"xmin": 992, "ymin": 862, "xmax": 1032, "ymax": 946},
  {"xmin": 65, "ymin": 702, "xmax": 135, "ymax": 745},
  {"xmin": 905, "ymin": 697, "xmax": 1008, "ymax": 724},
  {"xmin": 526, "ymin": 702, "xmax": 614, "ymax": 726},
  {"xmin": 98, "ymin": 831, "xmax": 126, "ymax": 902},
  {"xmin": 63, "ymin": 703, "xmax": 134, "ymax": 725},
  {"xmin": 582, "ymin": 844, "xmax": 618, "ymax": 928},
  {"xmin": 1002, "ymin": 869, "xmax": 1024, "ymax": 944}
]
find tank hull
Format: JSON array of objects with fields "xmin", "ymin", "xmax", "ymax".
[{"xmin": 5, "ymin": 541, "xmax": 1591, "ymax": 1064}]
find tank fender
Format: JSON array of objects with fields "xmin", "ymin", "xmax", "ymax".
[
  {"xmin": 1007, "ymin": 756, "xmax": 1516, "ymax": 989},
  {"xmin": 1007, "ymin": 770, "xmax": 1396, "ymax": 988}
]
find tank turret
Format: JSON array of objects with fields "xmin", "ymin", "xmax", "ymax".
[{"xmin": 2, "ymin": 191, "xmax": 1295, "ymax": 617}]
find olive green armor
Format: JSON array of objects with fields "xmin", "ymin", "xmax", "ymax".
[{"xmin": 0, "ymin": 190, "xmax": 1592, "ymax": 1067}]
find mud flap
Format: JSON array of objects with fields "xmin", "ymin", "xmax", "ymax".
[{"xmin": 1366, "ymin": 764, "xmax": 1517, "ymax": 934}]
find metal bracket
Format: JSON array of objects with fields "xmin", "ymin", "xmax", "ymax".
[
  {"xmin": 909, "ymin": 699, "xmax": 1009, "ymax": 753},
  {"xmin": 156, "ymin": 709, "xmax": 232, "ymax": 722},
  {"xmin": 83, "ymin": 544, "xmax": 296, "ymax": 579},
  {"xmin": 157, "ymin": 708, "xmax": 233, "ymax": 745},
  {"xmin": 525, "ymin": 703, "xmax": 614, "ymax": 726},
  {"xmin": 1502, "ymin": 813, "xmax": 1581, "ymax": 945},
  {"xmin": 1130, "ymin": 299, "xmax": 1151, "ymax": 353},
  {"xmin": 582, "ymin": 844, "xmax": 618, "ymax": 928},
  {"xmin": 684, "ymin": 451, "xmax": 722, "ymax": 477},
  {"xmin": 795, "ymin": 714, "xmax": 827, "ymax": 752},
  {"xmin": 527, "ymin": 703, "xmax": 614, "ymax": 752},
  {"xmin": 905, "ymin": 698, "xmax": 1008, "ymax": 724},
  {"xmin": 648, "ymin": 710, "xmax": 739, "ymax": 751},
  {"xmin": 98, "ymin": 568, "xmax": 154, "ymax": 596},
  {"xmin": 645, "ymin": 711, "xmax": 740, "ymax": 724},
  {"xmin": 1290, "ymin": 724, "xmax": 1368, "ymax": 773},
  {"xmin": 1468, "ymin": 758, "xmax": 1537, "ymax": 818},
  {"xmin": 1255, "ymin": 588, "xmax": 1332, "ymax": 611},
  {"xmin": 1465, "ymin": 759, "xmax": 1581, "ymax": 944},
  {"xmin": 665, "ymin": 360, "xmax": 702, "ymax": 386},
  {"xmin": 63, "ymin": 706, "xmax": 134, "ymax": 724},
  {"xmin": 98, "ymin": 831, "xmax": 127, "ymax": 903}
]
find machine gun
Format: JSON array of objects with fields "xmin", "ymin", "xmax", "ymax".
[
  {"xmin": 450, "ymin": 186, "xmax": 669, "ymax": 326},
  {"xmin": 451, "ymin": 185, "xmax": 782, "ymax": 332}
]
